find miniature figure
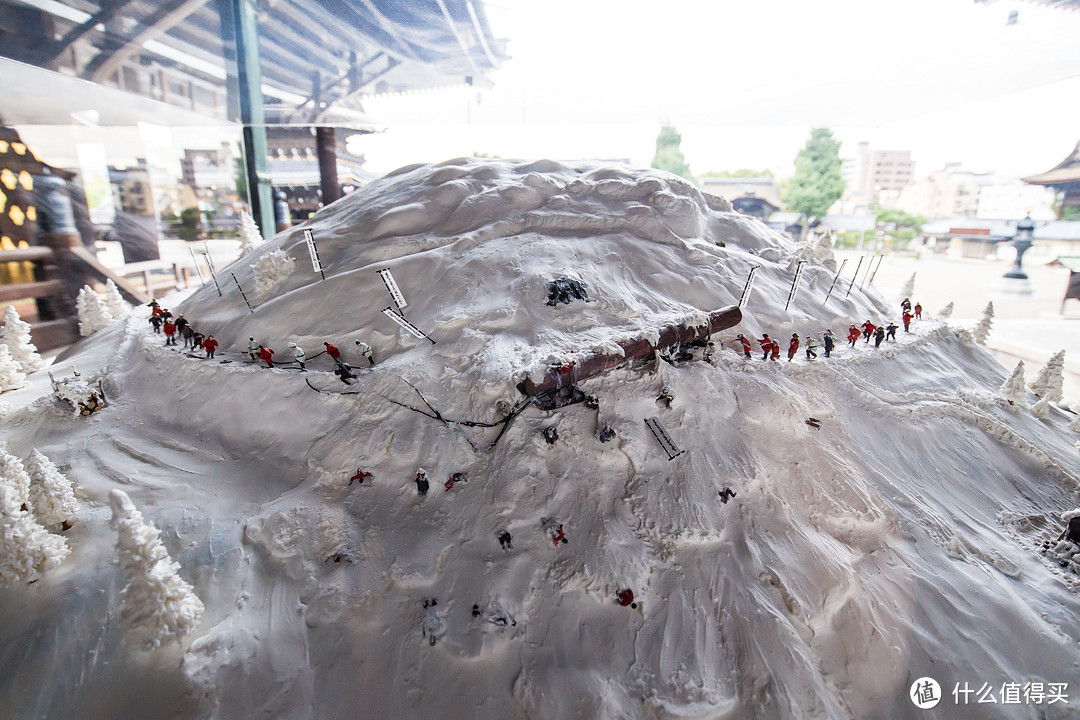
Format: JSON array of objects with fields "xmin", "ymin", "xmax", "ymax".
[
  {"xmin": 861, "ymin": 320, "xmax": 876, "ymax": 343},
  {"xmin": 414, "ymin": 468, "xmax": 429, "ymax": 495},
  {"xmin": 180, "ymin": 324, "xmax": 195, "ymax": 348},
  {"xmin": 541, "ymin": 517, "xmax": 568, "ymax": 546},
  {"xmin": 758, "ymin": 333, "xmax": 773, "ymax": 360},
  {"xmin": 543, "ymin": 426, "xmax": 559, "ymax": 444},
  {"xmin": 874, "ymin": 326, "xmax": 886, "ymax": 347},
  {"xmin": 444, "ymin": 471, "xmax": 467, "ymax": 491},
  {"xmin": 823, "ymin": 330, "xmax": 835, "ymax": 357},
  {"xmin": 148, "ymin": 314, "xmax": 162, "ymax": 334},
  {"xmin": 657, "ymin": 386, "xmax": 675, "ymax": 407},
  {"xmin": 718, "ymin": 487, "xmax": 737, "ymax": 503},
  {"xmin": 598, "ymin": 424, "xmax": 616, "ymax": 443},
  {"xmin": 324, "ymin": 342, "xmax": 340, "ymax": 361},
  {"xmin": 737, "ymin": 334, "xmax": 752, "ymax": 359},
  {"xmin": 191, "ymin": 331, "xmax": 205, "ymax": 351},
  {"xmin": 497, "ymin": 530, "xmax": 513, "ymax": 550},
  {"xmin": 202, "ymin": 335, "xmax": 218, "ymax": 359},
  {"xmin": 289, "ymin": 342, "xmax": 306, "ymax": 371},
  {"xmin": 259, "ymin": 345, "xmax": 275, "ymax": 368},
  {"xmin": 901, "ymin": 297, "xmax": 912, "ymax": 313},
  {"xmin": 885, "ymin": 322, "xmax": 898, "ymax": 341},
  {"xmin": 354, "ymin": 340, "xmax": 374, "ymax": 366},
  {"xmin": 787, "ymin": 333, "xmax": 800, "ymax": 361},
  {"xmin": 333, "ymin": 361, "xmax": 357, "ymax": 384},
  {"xmin": 914, "ymin": 302, "xmax": 923, "ymax": 319},
  {"xmin": 247, "ymin": 337, "xmax": 259, "ymax": 361},
  {"xmin": 902, "ymin": 310, "xmax": 914, "ymax": 332},
  {"xmin": 616, "ymin": 588, "xmax": 637, "ymax": 608},
  {"xmin": 847, "ymin": 325, "xmax": 860, "ymax": 347},
  {"xmin": 805, "ymin": 334, "xmax": 818, "ymax": 360},
  {"xmin": 349, "ymin": 468, "xmax": 372, "ymax": 485},
  {"xmin": 703, "ymin": 341, "xmax": 715, "ymax": 364},
  {"xmin": 163, "ymin": 319, "xmax": 177, "ymax": 346}
]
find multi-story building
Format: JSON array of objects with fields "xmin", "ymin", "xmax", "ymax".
[
  {"xmin": 895, "ymin": 163, "xmax": 1055, "ymax": 220},
  {"xmin": 839, "ymin": 142, "xmax": 915, "ymax": 211}
]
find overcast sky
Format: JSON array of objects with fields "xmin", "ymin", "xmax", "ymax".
[{"xmin": 358, "ymin": 0, "xmax": 1080, "ymax": 179}]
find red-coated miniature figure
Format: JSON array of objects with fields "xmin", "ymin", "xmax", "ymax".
[
  {"xmin": 902, "ymin": 311, "xmax": 914, "ymax": 332},
  {"xmin": 847, "ymin": 325, "xmax": 860, "ymax": 347},
  {"xmin": 617, "ymin": 588, "xmax": 637, "ymax": 608},
  {"xmin": 259, "ymin": 345, "xmax": 275, "ymax": 368},
  {"xmin": 324, "ymin": 342, "xmax": 340, "ymax": 361},
  {"xmin": 163, "ymin": 320, "xmax": 177, "ymax": 346},
  {"xmin": 202, "ymin": 335, "xmax": 218, "ymax": 358},
  {"xmin": 787, "ymin": 333, "xmax": 800, "ymax": 361}
]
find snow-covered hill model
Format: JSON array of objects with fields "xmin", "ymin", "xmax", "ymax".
[{"xmin": 1, "ymin": 158, "xmax": 1079, "ymax": 719}]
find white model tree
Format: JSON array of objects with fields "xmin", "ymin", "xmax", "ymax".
[
  {"xmin": 25, "ymin": 449, "xmax": 77, "ymax": 529},
  {"xmin": 1030, "ymin": 350, "xmax": 1065, "ymax": 403},
  {"xmin": 109, "ymin": 489, "xmax": 204, "ymax": 649},
  {"xmin": 0, "ymin": 450, "xmax": 70, "ymax": 587},
  {"xmin": 1031, "ymin": 395, "xmax": 1051, "ymax": 419},
  {"xmin": 999, "ymin": 362, "xmax": 1026, "ymax": 405},
  {"xmin": 972, "ymin": 302, "xmax": 994, "ymax": 345},
  {"xmin": 1, "ymin": 305, "xmax": 43, "ymax": 373},
  {"xmin": 76, "ymin": 286, "xmax": 114, "ymax": 337},
  {"xmin": 0, "ymin": 345, "xmax": 26, "ymax": 392},
  {"xmin": 103, "ymin": 279, "xmax": 131, "ymax": 320},
  {"xmin": 899, "ymin": 273, "xmax": 916, "ymax": 300},
  {"xmin": 938, "ymin": 301, "xmax": 954, "ymax": 318},
  {"xmin": 0, "ymin": 444, "xmax": 31, "ymax": 507},
  {"xmin": 237, "ymin": 210, "xmax": 264, "ymax": 257},
  {"xmin": 251, "ymin": 248, "xmax": 295, "ymax": 300}
]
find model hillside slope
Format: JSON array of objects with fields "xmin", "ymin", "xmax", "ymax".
[{"xmin": 0, "ymin": 158, "xmax": 1077, "ymax": 720}]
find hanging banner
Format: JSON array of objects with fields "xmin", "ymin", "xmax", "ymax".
[
  {"xmin": 378, "ymin": 268, "xmax": 408, "ymax": 309},
  {"xmin": 784, "ymin": 261, "xmax": 805, "ymax": 311},
  {"xmin": 738, "ymin": 267, "xmax": 758, "ymax": 308},
  {"xmin": 822, "ymin": 258, "xmax": 848, "ymax": 305},
  {"xmin": 645, "ymin": 417, "xmax": 684, "ymax": 461},
  {"xmin": 382, "ymin": 307, "xmax": 435, "ymax": 344},
  {"xmin": 303, "ymin": 228, "xmax": 325, "ymax": 279}
]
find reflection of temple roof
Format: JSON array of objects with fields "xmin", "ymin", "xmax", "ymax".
[{"xmin": 1023, "ymin": 142, "xmax": 1080, "ymax": 186}]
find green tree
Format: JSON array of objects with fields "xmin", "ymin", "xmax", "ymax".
[
  {"xmin": 701, "ymin": 169, "xmax": 775, "ymax": 178},
  {"xmin": 782, "ymin": 128, "xmax": 845, "ymax": 220},
  {"xmin": 651, "ymin": 126, "xmax": 694, "ymax": 181}
]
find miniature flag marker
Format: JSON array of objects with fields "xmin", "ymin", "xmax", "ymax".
[
  {"xmin": 784, "ymin": 261, "xmax": 805, "ymax": 311},
  {"xmin": 188, "ymin": 247, "xmax": 207, "ymax": 286},
  {"xmin": 202, "ymin": 251, "xmax": 222, "ymax": 296},
  {"xmin": 378, "ymin": 268, "xmax": 407, "ymax": 311},
  {"xmin": 845, "ymin": 255, "xmax": 865, "ymax": 298},
  {"xmin": 382, "ymin": 307, "xmax": 435, "ymax": 344},
  {"xmin": 231, "ymin": 272, "xmax": 253, "ymax": 313},
  {"xmin": 644, "ymin": 417, "xmax": 684, "ymax": 460},
  {"xmin": 738, "ymin": 267, "xmax": 758, "ymax": 308},
  {"xmin": 865, "ymin": 254, "xmax": 885, "ymax": 287},
  {"xmin": 822, "ymin": 258, "xmax": 848, "ymax": 305},
  {"xmin": 303, "ymin": 229, "xmax": 325, "ymax": 280}
]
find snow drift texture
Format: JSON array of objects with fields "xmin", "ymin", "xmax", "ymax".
[{"xmin": 1, "ymin": 158, "xmax": 1079, "ymax": 720}]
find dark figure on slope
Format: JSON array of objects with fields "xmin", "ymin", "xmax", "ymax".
[
  {"xmin": 823, "ymin": 330, "xmax": 835, "ymax": 357},
  {"xmin": 148, "ymin": 314, "xmax": 163, "ymax": 334},
  {"xmin": 497, "ymin": 530, "xmax": 513, "ymax": 550},
  {"xmin": 1057, "ymin": 516, "xmax": 1080, "ymax": 545},
  {"xmin": 334, "ymin": 361, "xmax": 357, "ymax": 384},
  {"xmin": 874, "ymin": 326, "xmax": 886, "ymax": 347},
  {"xmin": 718, "ymin": 487, "xmax": 737, "ymax": 503},
  {"xmin": 414, "ymin": 468, "xmax": 429, "ymax": 495},
  {"xmin": 617, "ymin": 588, "xmax": 637, "ymax": 609},
  {"xmin": 885, "ymin": 322, "xmax": 898, "ymax": 341}
]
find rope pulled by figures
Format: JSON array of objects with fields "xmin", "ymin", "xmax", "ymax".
[{"xmin": 384, "ymin": 376, "xmax": 531, "ymax": 453}]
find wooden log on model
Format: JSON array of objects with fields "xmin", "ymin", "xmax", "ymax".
[{"xmin": 518, "ymin": 305, "xmax": 742, "ymax": 403}]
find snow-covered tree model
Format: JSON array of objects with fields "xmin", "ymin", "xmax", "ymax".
[
  {"xmin": 251, "ymin": 248, "xmax": 295, "ymax": 300},
  {"xmin": 938, "ymin": 302, "xmax": 954, "ymax": 318},
  {"xmin": 0, "ymin": 449, "xmax": 69, "ymax": 587},
  {"xmin": 1030, "ymin": 350, "xmax": 1065, "ymax": 403},
  {"xmin": 25, "ymin": 449, "xmax": 77, "ymax": 529},
  {"xmin": 237, "ymin": 210, "xmax": 264, "ymax": 257},
  {"xmin": 1, "ymin": 305, "xmax": 43, "ymax": 373},
  {"xmin": 0, "ymin": 344, "xmax": 27, "ymax": 392},
  {"xmin": 1031, "ymin": 395, "xmax": 1051, "ymax": 419},
  {"xmin": 0, "ymin": 444, "xmax": 31, "ymax": 508},
  {"xmin": 899, "ymin": 273, "xmax": 916, "ymax": 299},
  {"xmin": 109, "ymin": 489, "xmax": 204, "ymax": 649},
  {"xmin": 999, "ymin": 361, "xmax": 1026, "ymax": 405},
  {"xmin": 972, "ymin": 302, "xmax": 993, "ymax": 345},
  {"xmin": 76, "ymin": 286, "xmax": 114, "ymax": 337},
  {"xmin": 103, "ymin": 279, "xmax": 130, "ymax": 320}
]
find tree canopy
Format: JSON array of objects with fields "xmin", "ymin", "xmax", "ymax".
[
  {"xmin": 651, "ymin": 127, "xmax": 694, "ymax": 181},
  {"xmin": 782, "ymin": 128, "xmax": 845, "ymax": 219}
]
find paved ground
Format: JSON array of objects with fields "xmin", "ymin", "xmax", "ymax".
[{"xmin": 838, "ymin": 249, "xmax": 1080, "ymax": 407}]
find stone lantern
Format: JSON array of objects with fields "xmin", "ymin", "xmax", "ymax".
[{"xmin": 1004, "ymin": 214, "xmax": 1035, "ymax": 279}]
